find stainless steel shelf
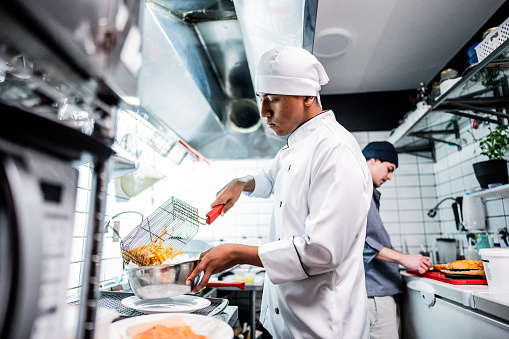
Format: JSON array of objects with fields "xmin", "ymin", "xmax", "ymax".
[{"xmin": 388, "ymin": 39, "xmax": 509, "ymax": 161}]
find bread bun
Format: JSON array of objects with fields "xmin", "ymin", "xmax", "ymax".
[
  {"xmin": 444, "ymin": 260, "xmax": 483, "ymax": 270},
  {"xmin": 433, "ymin": 264, "xmax": 446, "ymax": 271}
]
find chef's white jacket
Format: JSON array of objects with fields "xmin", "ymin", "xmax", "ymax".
[{"xmin": 246, "ymin": 111, "xmax": 372, "ymax": 339}]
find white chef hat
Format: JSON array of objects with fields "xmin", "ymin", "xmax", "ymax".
[{"xmin": 255, "ymin": 46, "xmax": 329, "ymax": 107}]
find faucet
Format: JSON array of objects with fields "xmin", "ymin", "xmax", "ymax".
[
  {"xmin": 498, "ymin": 228, "xmax": 509, "ymax": 247},
  {"xmin": 427, "ymin": 196, "xmax": 464, "ymax": 231}
]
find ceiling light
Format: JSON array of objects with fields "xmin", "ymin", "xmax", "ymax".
[{"xmin": 313, "ymin": 28, "xmax": 351, "ymax": 58}]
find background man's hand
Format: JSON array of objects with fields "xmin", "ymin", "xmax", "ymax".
[
  {"xmin": 401, "ymin": 254, "xmax": 432, "ymax": 274},
  {"xmin": 376, "ymin": 247, "xmax": 432, "ymax": 274}
]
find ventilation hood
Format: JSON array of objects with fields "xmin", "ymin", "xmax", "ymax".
[{"xmin": 136, "ymin": 0, "xmax": 317, "ymax": 159}]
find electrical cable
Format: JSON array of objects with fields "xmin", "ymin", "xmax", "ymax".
[{"xmin": 104, "ymin": 211, "xmax": 144, "ymax": 239}]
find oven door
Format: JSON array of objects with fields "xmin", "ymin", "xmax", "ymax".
[{"xmin": 0, "ymin": 140, "xmax": 78, "ymax": 339}]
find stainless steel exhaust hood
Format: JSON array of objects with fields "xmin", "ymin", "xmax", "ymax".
[{"xmin": 137, "ymin": 0, "xmax": 317, "ymax": 159}]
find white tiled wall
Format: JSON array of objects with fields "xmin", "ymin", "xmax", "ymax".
[{"xmin": 67, "ymin": 117, "xmax": 509, "ymax": 293}]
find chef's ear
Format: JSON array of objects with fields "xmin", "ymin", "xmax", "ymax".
[{"xmin": 303, "ymin": 96, "xmax": 315, "ymax": 106}]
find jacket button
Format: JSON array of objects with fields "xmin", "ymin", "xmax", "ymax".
[
  {"xmin": 275, "ymin": 307, "xmax": 279, "ymax": 314},
  {"xmin": 279, "ymin": 201, "xmax": 282, "ymax": 207},
  {"xmin": 288, "ymin": 165, "xmax": 291, "ymax": 171}
]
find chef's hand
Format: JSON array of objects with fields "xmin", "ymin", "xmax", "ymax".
[
  {"xmin": 401, "ymin": 254, "xmax": 432, "ymax": 274},
  {"xmin": 185, "ymin": 243, "xmax": 262, "ymax": 293},
  {"xmin": 211, "ymin": 176, "xmax": 255, "ymax": 215}
]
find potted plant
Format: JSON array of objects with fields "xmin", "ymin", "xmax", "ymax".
[{"xmin": 472, "ymin": 124, "xmax": 509, "ymax": 188}]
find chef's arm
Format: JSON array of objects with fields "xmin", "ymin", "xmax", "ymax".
[
  {"xmin": 376, "ymin": 247, "xmax": 431, "ymax": 274},
  {"xmin": 186, "ymin": 243, "xmax": 262, "ymax": 293},
  {"xmin": 211, "ymin": 176, "xmax": 255, "ymax": 214}
]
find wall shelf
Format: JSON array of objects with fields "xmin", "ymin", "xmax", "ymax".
[{"xmin": 466, "ymin": 183, "xmax": 509, "ymax": 199}]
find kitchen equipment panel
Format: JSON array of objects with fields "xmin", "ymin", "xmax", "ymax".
[
  {"xmin": 401, "ymin": 271, "xmax": 509, "ymax": 338},
  {"xmin": 0, "ymin": 140, "xmax": 78, "ymax": 339}
]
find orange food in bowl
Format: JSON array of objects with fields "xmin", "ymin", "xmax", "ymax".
[
  {"xmin": 132, "ymin": 324, "xmax": 209, "ymax": 339},
  {"xmin": 127, "ymin": 316, "xmax": 210, "ymax": 339}
]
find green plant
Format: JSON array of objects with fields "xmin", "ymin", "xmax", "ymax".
[{"xmin": 477, "ymin": 124, "xmax": 509, "ymax": 160}]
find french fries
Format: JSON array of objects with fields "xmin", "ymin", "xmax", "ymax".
[{"xmin": 122, "ymin": 230, "xmax": 184, "ymax": 266}]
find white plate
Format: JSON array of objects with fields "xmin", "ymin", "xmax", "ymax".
[
  {"xmin": 109, "ymin": 313, "xmax": 234, "ymax": 339},
  {"xmin": 121, "ymin": 295, "xmax": 211, "ymax": 314}
]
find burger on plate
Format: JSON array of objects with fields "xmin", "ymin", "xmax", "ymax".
[{"xmin": 435, "ymin": 260, "xmax": 485, "ymax": 277}]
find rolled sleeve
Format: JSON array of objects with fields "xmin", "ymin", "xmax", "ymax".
[
  {"xmin": 245, "ymin": 169, "xmax": 273, "ymax": 199},
  {"xmin": 365, "ymin": 228, "xmax": 384, "ymax": 253},
  {"xmin": 258, "ymin": 237, "xmax": 308, "ymax": 284},
  {"xmin": 363, "ymin": 242, "xmax": 380, "ymax": 264}
]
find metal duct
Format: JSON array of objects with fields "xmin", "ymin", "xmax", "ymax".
[{"xmin": 137, "ymin": 0, "xmax": 317, "ymax": 159}]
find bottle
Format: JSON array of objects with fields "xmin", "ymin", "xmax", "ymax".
[
  {"xmin": 492, "ymin": 234, "xmax": 502, "ymax": 248},
  {"xmin": 430, "ymin": 81, "xmax": 440, "ymax": 102},
  {"xmin": 416, "ymin": 82, "xmax": 430, "ymax": 107},
  {"xmin": 476, "ymin": 233, "xmax": 491, "ymax": 252},
  {"xmin": 465, "ymin": 238, "xmax": 480, "ymax": 260}
]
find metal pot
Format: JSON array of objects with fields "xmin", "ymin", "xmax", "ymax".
[{"xmin": 128, "ymin": 260, "xmax": 244, "ymax": 300}]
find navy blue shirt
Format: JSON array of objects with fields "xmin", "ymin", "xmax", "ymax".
[{"xmin": 363, "ymin": 188, "xmax": 404, "ymax": 297}]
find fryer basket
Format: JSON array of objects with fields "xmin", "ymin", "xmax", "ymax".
[{"xmin": 120, "ymin": 196, "xmax": 201, "ymax": 266}]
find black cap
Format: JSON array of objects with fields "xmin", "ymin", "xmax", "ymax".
[{"xmin": 362, "ymin": 141, "xmax": 398, "ymax": 167}]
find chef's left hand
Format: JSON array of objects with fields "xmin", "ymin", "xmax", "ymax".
[
  {"xmin": 186, "ymin": 244, "xmax": 241, "ymax": 293},
  {"xmin": 186, "ymin": 243, "xmax": 262, "ymax": 293}
]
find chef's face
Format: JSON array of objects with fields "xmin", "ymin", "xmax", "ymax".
[
  {"xmin": 368, "ymin": 158, "xmax": 396, "ymax": 188},
  {"xmin": 257, "ymin": 93, "xmax": 311, "ymax": 136}
]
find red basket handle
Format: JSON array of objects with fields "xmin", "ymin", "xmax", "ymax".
[{"xmin": 206, "ymin": 205, "xmax": 224, "ymax": 224}]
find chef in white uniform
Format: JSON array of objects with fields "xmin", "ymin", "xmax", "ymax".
[{"xmin": 186, "ymin": 46, "xmax": 372, "ymax": 339}]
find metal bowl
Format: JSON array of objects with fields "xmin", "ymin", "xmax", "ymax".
[{"xmin": 127, "ymin": 260, "xmax": 200, "ymax": 300}]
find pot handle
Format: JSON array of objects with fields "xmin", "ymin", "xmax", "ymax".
[{"xmin": 206, "ymin": 281, "xmax": 245, "ymax": 290}]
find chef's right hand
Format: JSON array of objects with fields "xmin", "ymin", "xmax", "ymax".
[{"xmin": 211, "ymin": 176, "xmax": 255, "ymax": 214}]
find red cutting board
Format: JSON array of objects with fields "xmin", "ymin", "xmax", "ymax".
[{"xmin": 406, "ymin": 270, "xmax": 487, "ymax": 285}]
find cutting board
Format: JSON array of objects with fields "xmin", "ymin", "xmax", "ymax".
[{"xmin": 406, "ymin": 270, "xmax": 487, "ymax": 285}]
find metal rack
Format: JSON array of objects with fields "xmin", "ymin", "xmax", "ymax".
[{"xmin": 388, "ymin": 39, "xmax": 509, "ymax": 161}]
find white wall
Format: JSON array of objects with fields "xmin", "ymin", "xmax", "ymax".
[{"xmin": 67, "ymin": 118, "xmax": 509, "ymax": 295}]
